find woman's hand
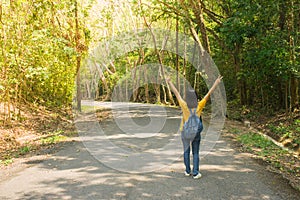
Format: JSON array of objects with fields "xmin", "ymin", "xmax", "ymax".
[
  {"xmin": 203, "ymin": 75, "xmax": 223, "ymax": 101},
  {"xmin": 214, "ymin": 75, "xmax": 223, "ymax": 85},
  {"xmin": 165, "ymin": 76, "xmax": 171, "ymax": 83}
]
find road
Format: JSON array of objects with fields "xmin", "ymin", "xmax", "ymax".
[{"xmin": 0, "ymin": 101, "xmax": 299, "ymax": 199}]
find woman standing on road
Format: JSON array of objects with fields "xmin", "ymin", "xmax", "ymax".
[{"xmin": 166, "ymin": 75, "xmax": 223, "ymax": 179}]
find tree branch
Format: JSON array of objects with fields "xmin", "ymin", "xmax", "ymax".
[{"xmin": 202, "ymin": 7, "xmax": 223, "ymax": 25}]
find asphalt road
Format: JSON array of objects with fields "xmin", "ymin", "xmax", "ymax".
[{"xmin": 0, "ymin": 101, "xmax": 299, "ymax": 200}]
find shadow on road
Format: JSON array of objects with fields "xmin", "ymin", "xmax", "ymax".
[
  {"xmin": 0, "ymin": 103, "xmax": 299, "ymax": 199},
  {"xmin": 5, "ymin": 138, "xmax": 297, "ymax": 200}
]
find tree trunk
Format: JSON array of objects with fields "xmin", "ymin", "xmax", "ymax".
[
  {"xmin": 287, "ymin": 0, "xmax": 298, "ymax": 110},
  {"xmin": 132, "ymin": 61, "xmax": 139, "ymax": 102},
  {"xmin": 233, "ymin": 46, "xmax": 247, "ymax": 105},
  {"xmin": 286, "ymin": 80, "xmax": 289, "ymax": 113},
  {"xmin": 125, "ymin": 63, "xmax": 129, "ymax": 101},
  {"xmin": 76, "ymin": 69, "xmax": 81, "ymax": 111},
  {"xmin": 176, "ymin": 16, "xmax": 180, "ymax": 93},
  {"xmin": 183, "ymin": 28, "xmax": 187, "ymax": 101},
  {"xmin": 94, "ymin": 79, "xmax": 100, "ymax": 99},
  {"xmin": 190, "ymin": 0, "xmax": 211, "ymax": 53},
  {"xmin": 85, "ymin": 81, "xmax": 91, "ymax": 99},
  {"xmin": 143, "ymin": 65, "xmax": 150, "ymax": 103},
  {"xmin": 290, "ymin": 75, "xmax": 299, "ymax": 110},
  {"xmin": 95, "ymin": 62, "xmax": 110, "ymax": 100},
  {"xmin": 75, "ymin": 0, "xmax": 81, "ymax": 111},
  {"xmin": 142, "ymin": 11, "xmax": 174, "ymax": 105}
]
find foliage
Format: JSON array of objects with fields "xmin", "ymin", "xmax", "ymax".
[
  {"xmin": 40, "ymin": 132, "xmax": 67, "ymax": 145},
  {"xmin": 238, "ymin": 132, "xmax": 274, "ymax": 149},
  {"xmin": 0, "ymin": 0, "xmax": 298, "ymax": 115},
  {"xmin": 267, "ymin": 119, "xmax": 300, "ymax": 149},
  {"xmin": 83, "ymin": 0, "xmax": 299, "ymax": 113},
  {"xmin": 214, "ymin": 0, "xmax": 299, "ymax": 109},
  {"xmin": 0, "ymin": 105, "xmax": 76, "ymax": 167},
  {"xmin": 237, "ymin": 131, "xmax": 300, "ymax": 186},
  {"xmin": 0, "ymin": 0, "xmax": 89, "ymax": 122}
]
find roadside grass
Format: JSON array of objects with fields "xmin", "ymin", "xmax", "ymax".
[
  {"xmin": 0, "ymin": 129, "xmax": 76, "ymax": 167},
  {"xmin": 226, "ymin": 102, "xmax": 300, "ymax": 190},
  {"xmin": 235, "ymin": 130, "xmax": 300, "ymax": 190},
  {"xmin": 0, "ymin": 104, "xmax": 111, "ymax": 168},
  {"xmin": 81, "ymin": 105, "xmax": 96, "ymax": 113},
  {"xmin": 40, "ymin": 130, "xmax": 68, "ymax": 145},
  {"xmin": 266, "ymin": 119, "xmax": 300, "ymax": 151},
  {"xmin": 0, "ymin": 104, "xmax": 77, "ymax": 167},
  {"xmin": 0, "ymin": 158, "xmax": 13, "ymax": 166},
  {"xmin": 227, "ymin": 101, "xmax": 300, "ymax": 154}
]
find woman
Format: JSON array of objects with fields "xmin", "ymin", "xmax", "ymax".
[{"xmin": 166, "ymin": 75, "xmax": 223, "ymax": 179}]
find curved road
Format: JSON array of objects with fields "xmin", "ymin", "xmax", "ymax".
[{"xmin": 0, "ymin": 101, "xmax": 299, "ymax": 199}]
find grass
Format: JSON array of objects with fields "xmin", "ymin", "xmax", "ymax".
[
  {"xmin": 267, "ymin": 119, "xmax": 300, "ymax": 150},
  {"xmin": 0, "ymin": 158, "xmax": 13, "ymax": 166},
  {"xmin": 232, "ymin": 129, "xmax": 300, "ymax": 191},
  {"xmin": 0, "ymin": 104, "xmax": 78, "ymax": 169},
  {"xmin": 229, "ymin": 127, "xmax": 242, "ymax": 135},
  {"xmin": 236, "ymin": 131, "xmax": 299, "ymax": 176},
  {"xmin": 19, "ymin": 145, "xmax": 32, "ymax": 155},
  {"xmin": 226, "ymin": 101, "xmax": 300, "ymax": 150},
  {"xmin": 40, "ymin": 130, "xmax": 67, "ymax": 145},
  {"xmin": 81, "ymin": 105, "xmax": 96, "ymax": 113},
  {"xmin": 0, "ymin": 129, "xmax": 73, "ymax": 167},
  {"xmin": 238, "ymin": 132, "xmax": 274, "ymax": 149}
]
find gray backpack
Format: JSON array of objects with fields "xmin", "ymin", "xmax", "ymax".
[{"xmin": 182, "ymin": 109, "xmax": 202, "ymax": 140}]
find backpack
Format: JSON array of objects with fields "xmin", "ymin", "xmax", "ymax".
[{"xmin": 182, "ymin": 109, "xmax": 203, "ymax": 140}]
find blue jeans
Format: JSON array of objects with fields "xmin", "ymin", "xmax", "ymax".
[{"xmin": 181, "ymin": 126, "xmax": 202, "ymax": 176}]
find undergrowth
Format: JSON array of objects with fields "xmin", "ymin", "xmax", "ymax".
[{"xmin": 234, "ymin": 130, "xmax": 300, "ymax": 190}]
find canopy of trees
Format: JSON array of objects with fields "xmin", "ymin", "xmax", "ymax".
[
  {"xmin": 0, "ymin": 0, "xmax": 89, "ymax": 122},
  {"xmin": 1, "ymin": 0, "xmax": 299, "ymax": 122}
]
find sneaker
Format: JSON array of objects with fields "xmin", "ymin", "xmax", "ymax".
[
  {"xmin": 184, "ymin": 171, "xmax": 191, "ymax": 176},
  {"xmin": 193, "ymin": 173, "xmax": 202, "ymax": 179}
]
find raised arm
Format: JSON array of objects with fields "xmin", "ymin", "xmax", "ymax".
[
  {"xmin": 166, "ymin": 77, "xmax": 184, "ymax": 103},
  {"xmin": 203, "ymin": 75, "xmax": 223, "ymax": 102}
]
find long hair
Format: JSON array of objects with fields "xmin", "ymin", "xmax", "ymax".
[{"xmin": 185, "ymin": 87, "xmax": 198, "ymax": 108}]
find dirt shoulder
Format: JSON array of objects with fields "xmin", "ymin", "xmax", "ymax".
[
  {"xmin": 0, "ymin": 105, "xmax": 75, "ymax": 167},
  {"xmin": 222, "ymin": 119, "xmax": 300, "ymax": 191}
]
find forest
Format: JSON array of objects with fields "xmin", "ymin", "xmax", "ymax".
[
  {"xmin": 1, "ymin": 0, "xmax": 299, "ymax": 111},
  {"xmin": 0, "ymin": 0, "xmax": 299, "ymax": 182}
]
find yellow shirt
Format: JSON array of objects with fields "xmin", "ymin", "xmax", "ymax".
[{"xmin": 178, "ymin": 98, "xmax": 207, "ymax": 131}]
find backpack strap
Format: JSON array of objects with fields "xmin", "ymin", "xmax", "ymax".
[
  {"xmin": 189, "ymin": 108, "xmax": 197, "ymax": 115},
  {"xmin": 189, "ymin": 108, "xmax": 193, "ymax": 115},
  {"xmin": 190, "ymin": 108, "xmax": 201, "ymax": 121}
]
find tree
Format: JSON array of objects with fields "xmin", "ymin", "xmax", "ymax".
[{"xmin": 0, "ymin": 0, "xmax": 90, "ymax": 122}]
